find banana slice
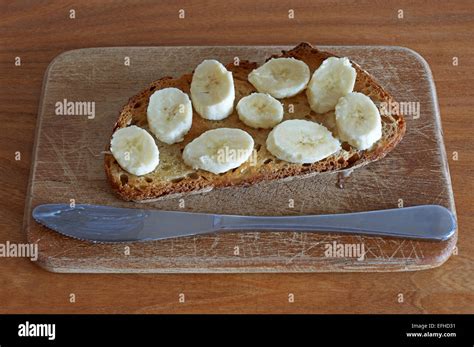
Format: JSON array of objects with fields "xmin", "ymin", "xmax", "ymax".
[
  {"xmin": 110, "ymin": 126, "xmax": 159, "ymax": 176},
  {"xmin": 306, "ymin": 57, "xmax": 356, "ymax": 114},
  {"xmin": 266, "ymin": 119, "xmax": 340, "ymax": 164},
  {"xmin": 335, "ymin": 92, "xmax": 382, "ymax": 150},
  {"xmin": 190, "ymin": 59, "xmax": 235, "ymax": 120},
  {"xmin": 147, "ymin": 88, "xmax": 193, "ymax": 144},
  {"xmin": 248, "ymin": 58, "xmax": 310, "ymax": 98},
  {"xmin": 183, "ymin": 128, "xmax": 254, "ymax": 174},
  {"xmin": 236, "ymin": 93, "xmax": 284, "ymax": 129}
]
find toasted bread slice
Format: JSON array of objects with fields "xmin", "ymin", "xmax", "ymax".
[{"xmin": 104, "ymin": 43, "xmax": 406, "ymax": 202}]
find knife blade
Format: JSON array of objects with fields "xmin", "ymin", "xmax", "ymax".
[{"xmin": 32, "ymin": 204, "xmax": 456, "ymax": 243}]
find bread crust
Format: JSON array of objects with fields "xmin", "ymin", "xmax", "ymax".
[{"xmin": 104, "ymin": 43, "xmax": 406, "ymax": 202}]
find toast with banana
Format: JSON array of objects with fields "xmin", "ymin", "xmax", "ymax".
[{"xmin": 104, "ymin": 42, "xmax": 406, "ymax": 202}]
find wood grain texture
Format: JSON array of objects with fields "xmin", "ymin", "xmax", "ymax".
[
  {"xmin": 25, "ymin": 45, "xmax": 454, "ymax": 273},
  {"xmin": 0, "ymin": 0, "xmax": 473, "ymax": 312}
]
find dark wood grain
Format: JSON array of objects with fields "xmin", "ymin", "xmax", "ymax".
[{"xmin": 0, "ymin": 0, "xmax": 472, "ymax": 313}]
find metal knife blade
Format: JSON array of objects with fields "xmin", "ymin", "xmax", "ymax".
[{"xmin": 32, "ymin": 204, "xmax": 216, "ymax": 242}]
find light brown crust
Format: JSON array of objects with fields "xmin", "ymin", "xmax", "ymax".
[{"xmin": 104, "ymin": 42, "xmax": 406, "ymax": 202}]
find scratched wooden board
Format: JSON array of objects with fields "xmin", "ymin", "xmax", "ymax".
[{"xmin": 23, "ymin": 45, "xmax": 457, "ymax": 273}]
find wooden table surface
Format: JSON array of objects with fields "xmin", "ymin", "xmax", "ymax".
[{"xmin": 0, "ymin": 0, "xmax": 472, "ymax": 313}]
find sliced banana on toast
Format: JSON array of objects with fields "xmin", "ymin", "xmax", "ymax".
[
  {"xmin": 112, "ymin": 56, "xmax": 376, "ymax": 176},
  {"xmin": 147, "ymin": 87, "xmax": 193, "ymax": 144},
  {"xmin": 266, "ymin": 119, "xmax": 341, "ymax": 164},
  {"xmin": 110, "ymin": 126, "xmax": 159, "ymax": 176},
  {"xmin": 183, "ymin": 128, "xmax": 254, "ymax": 174},
  {"xmin": 306, "ymin": 57, "xmax": 356, "ymax": 114},
  {"xmin": 190, "ymin": 59, "xmax": 235, "ymax": 120},
  {"xmin": 236, "ymin": 93, "xmax": 283, "ymax": 129},
  {"xmin": 335, "ymin": 92, "xmax": 382, "ymax": 150},
  {"xmin": 248, "ymin": 58, "xmax": 310, "ymax": 98}
]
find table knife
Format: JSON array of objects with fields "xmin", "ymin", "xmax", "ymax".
[{"xmin": 32, "ymin": 204, "xmax": 456, "ymax": 243}]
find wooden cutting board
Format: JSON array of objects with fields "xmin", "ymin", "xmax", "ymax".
[{"xmin": 23, "ymin": 45, "xmax": 457, "ymax": 273}]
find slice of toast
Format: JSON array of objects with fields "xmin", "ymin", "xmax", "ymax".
[{"xmin": 104, "ymin": 43, "xmax": 406, "ymax": 202}]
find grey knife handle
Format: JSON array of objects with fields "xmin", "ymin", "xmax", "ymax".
[{"xmin": 215, "ymin": 205, "xmax": 456, "ymax": 241}]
